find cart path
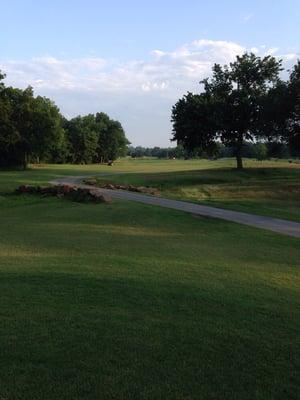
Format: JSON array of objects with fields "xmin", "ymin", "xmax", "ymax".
[{"xmin": 50, "ymin": 175, "xmax": 300, "ymax": 238}]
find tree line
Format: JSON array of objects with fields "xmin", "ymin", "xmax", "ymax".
[
  {"xmin": 128, "ymin": 141, "xmax": 292, "ymax": 161},
  {"xmin": 0, "ymin": 71, "xmax": 129, "ymax": 168},
  {"xmin": 171, "ymin": 53, "xmax": 300, "ymax": 168}
]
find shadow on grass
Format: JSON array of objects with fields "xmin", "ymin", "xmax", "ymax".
[
  {"xmin": 0, "ymin": 271, "xmax": 299, "ymax": 400},
  {"xmin": 93, "ymin": 167, "xmax": 300, "ymax": 190}
]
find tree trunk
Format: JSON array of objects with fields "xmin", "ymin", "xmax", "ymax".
[
  {"xmin": 236, "ymin": 152, "xmax": 243, "ymax": 169},
  {"xmin": 235, "ymin": 134, "xmax": 244, "ymax": 169},
  {"xmin": 23, "ymin": 152, "xmax": 28, "ymax": 170}
]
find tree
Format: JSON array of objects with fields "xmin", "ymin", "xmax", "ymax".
[
  {"xmin": 0, "ymin": 70, "xmax": 129, "ymax": 168},
  {"xmin": 252, "ymin": 143, "xmax": 268, "ymax": 161},
  {"xmin": 171, "ymin": 92, "xmax": 218, "ymax": 156},
  {"xmin": 64, "ymin": 112, "xmax": 129, "ymax": 164},
  {"xmin": 286, "ymin": 62, "xmax": 300, "ymax": 156},
  {"xmin": 64, "ymin": 115, "xmax": 98, "ymax": 164},
  {"xmin": 0, "ymin": 74, "xmax": 65, "ymax": 168},
  {"xmin": 0, "ymin": 72, "xmax": 21, "ymax": 167},
  {"xmin": 172, "ymin": 53, "xmax": 283, "ymax": 168},
  {"xmin": 257, "ymin": 60, "xmax": 300, "ymax": 157},
  {"xmin": 96, "ymin": 113, "xmax": 130, "ymax": 162}
]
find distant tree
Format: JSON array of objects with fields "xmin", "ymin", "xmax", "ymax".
[
  {"xmin": 266, "ymin": 141, "xmax": 290, "ymax": 159},
  {"xmin": 173, "ymin": 144, "xmax": 187, "ymax": 159},
  {"xmin": 64, "ymin": 112, "xmax": 129, "ymax": 164},
  {"xmin": 64, "ymin": 115, "xmax": 98, "ymax": 164},
  {"xmin": 172, "ymin": 53, "xmax": 283, "ymax": 168},
  {"xmin": 95, "ymin": 113, "xmax": 130, "ymax": 162},
  {"xmin": 252, "ymin": 143, "xmax": 268, "ymax": 161}
]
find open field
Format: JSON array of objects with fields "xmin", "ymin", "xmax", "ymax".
[
  {"xmin": 88, "ymin": 158, "xmax": 300, "ymax": 221},
  {"xmin": 1, "ymin": 158, "xmax": 300, "ymax": 222},
  {"xmin": 0, "ymin": 160, "xmax": 300, "ymax": 399}
]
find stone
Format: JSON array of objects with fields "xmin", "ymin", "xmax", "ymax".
[{"xmin": 85, "ymin": 179, "xmax": 97, "ymax": 185}]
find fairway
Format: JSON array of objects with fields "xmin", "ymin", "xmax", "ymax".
[
  {"xmin": 1, "ymin": 158, "xmax": 300, "ymax": 222},
  {"xmin": 0, "ymin": 160, "xmax": 300, "ymax": 399},
  {"xmin": 87, "ymin": 158, "xmax": 300, "ymax": 221}
]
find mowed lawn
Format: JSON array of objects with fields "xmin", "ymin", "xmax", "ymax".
[
  {"xmin": 88, "ymin": 158, "xmax": 300, "ymax": 222},
  {"xmin": 0, "ymin": 161, "xmax": 300, "ymax": 399}
]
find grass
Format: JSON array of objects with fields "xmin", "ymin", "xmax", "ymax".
[
  {"xmin": 0, "ymin": 158, "xmax": 222, "ymax": 193},
  {"xmin": 0, "ymin": 160, "xmax": 300, "ymax": 399},
  {"xmin": 87, "ymin": 158, "xmax": 300, "ymax": 221}
]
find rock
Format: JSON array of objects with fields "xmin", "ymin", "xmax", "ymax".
[
  {"xmin": 97, "ymin": 194, "xmax": 112, "ymax": 203},
  {"xmin": 106, "ymin": 184, "xmax": 115, "ymax": 190},
  {"xmin": 128, "ymin": 185, "xmax": 139, "ymax": 192},
  {"xmin": 89, "ymin": 190, "xmax": 112, "ymax": 203},
  {"xmin": 16, "ymin": 185, "xmax": 36, "ymax": 194},
  {"xmin": 136, "ymin": 186, "xmax": 147, "ymax": 192},
  {"xmin": 64, "ymin": 185, "xmax": 72, "ymax": 191},
  {"xmin": 85, "ymin": 179, "xmax": 97, "ymax": 185}
]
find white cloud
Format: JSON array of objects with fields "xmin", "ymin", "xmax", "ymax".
[
  {"xmin": 267, "ymin": 47, "xmax": 279, "ymax": 55},
  {"xmin": 0, "ymin": 39, "xmax": 298, "ymax": 146},
  {"xmin": 0, "ymin": 39, "xmax": 246, "ymax": 97},
  {"xmin": 242, "ymin": 13, "xmax": 254, "ymax": 22},
  {"xmin": 282, "ymin": 53, "xmax": 299, "ymax": 61}
]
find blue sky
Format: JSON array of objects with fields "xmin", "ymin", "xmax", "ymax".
[{"xmin": 1, "ymin": 0, "xmax": 299, "ymax": 146}]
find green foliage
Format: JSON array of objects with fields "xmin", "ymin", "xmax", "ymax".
[
  {"xmin": 172, "ymin": 53, "xmax": 290, "ymax": 169},
  {"xmin": 64, "ymin": 112, "xmax": 129, "ymax": 164},
  {"xmin": 0, "ymin": 70, "xmax": 129, "ymax": 168},
  {"xmin": 0, "ymin": 74, "xmax": 65, "ymax": 168},
  {"xmin": 171, "ymin": 92, "xmax": 217, "ymax": 155},
  {"xmin": 252, "ymin": 143, "xmax": 268, "ymax": 160}
]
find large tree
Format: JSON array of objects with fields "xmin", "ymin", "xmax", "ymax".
[
  {"xmin": 0, "ymin": 72, "xmax": 65, "ymax": 168},
  {"xmin": 0, "ymin": 69, "xmax": 129, "ymax": 168},
  {"xmin": 0, "ymin": 72, "xmax": 21, "ymax": 166},
  {"xmin": 259, "ymin": 60, "xmax": 300, "ymax": 157},
  {"xmin": 286, "ymin": 61, "xmax": 300, "ymax": 156},
  {"xmin": 172, "ymin": 53, "xmax": 283, "ymax": 169}
]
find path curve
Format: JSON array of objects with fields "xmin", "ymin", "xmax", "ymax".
[{"xmin": 50, "ymin": 175, "xmax": 300, "ymax": 238}]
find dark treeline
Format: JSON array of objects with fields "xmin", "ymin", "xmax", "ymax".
[
  {"xmin": 127, "ymin": 146, "xmax": 185, "ymax": 159},
  {"xmin": 172, "ymin": 53, "xmax": 300, "ymax": 168},
  {"xmin": 128, "ymin": 141, "xmax": 292, "ymax": 161},
  {"xmin": 0, "ymin": 71, "xmax": 129, "ymax": 168}
]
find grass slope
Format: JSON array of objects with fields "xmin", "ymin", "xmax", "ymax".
[
  {"xmin": 89, "ymin": 158, "xmax": 300, "ymax": 221},
  {"xmin": 0, "ymin": 161, "xmax": 299, "ymax": 399}
]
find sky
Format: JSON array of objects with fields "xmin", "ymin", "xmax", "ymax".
[{"xmin": 1, "ymin": 0, "xmax": 299, "ymax": 146}]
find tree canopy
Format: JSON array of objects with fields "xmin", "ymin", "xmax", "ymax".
[
  {"xmin": 0, "ymin": 71, "xmax": 129, "ymax": 168},
  {"xmin": 171, "ymin": 53, "xmax": 300, "ymax": 168},
  {"xmin": 64, "ymin": 112, "xmax": 129, "ymax": 164}
]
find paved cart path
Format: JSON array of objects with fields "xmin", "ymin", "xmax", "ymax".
[{"xmin": 51, "ymin": 175, "xmax": 300, "ymax": 238}]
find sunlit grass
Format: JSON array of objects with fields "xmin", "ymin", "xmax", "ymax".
[{"xmin": 0, "ymin": 162, "xmax": 300, "ymax": 399}]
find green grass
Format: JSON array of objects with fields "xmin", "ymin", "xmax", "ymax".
[
  {"xmin": 0, "ymin": 158, "xmax": 224, "ymax": 193},
  {"xmin": 0, "ymin": 160, "xmax": 300, "ymax": 399},
  {"xmin": 88, "ymin": 158, "xmax": 300, "ymax": 221}
]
